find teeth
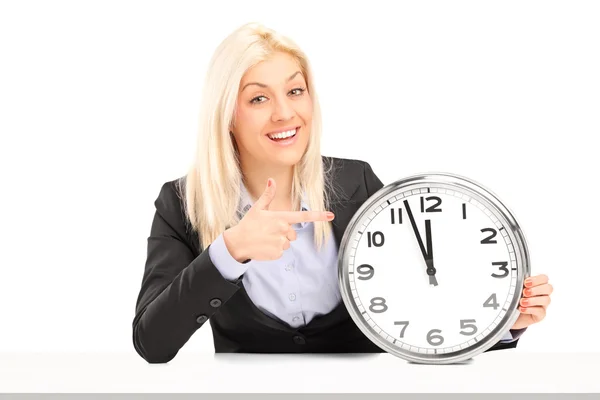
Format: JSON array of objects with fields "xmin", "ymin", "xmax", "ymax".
[{"xmin": 268, "ymin": 128, "xmax": 296, "ymax": 140}]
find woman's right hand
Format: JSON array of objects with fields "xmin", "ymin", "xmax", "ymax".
[{"xmin": 223, "ymin": 178, "xmax": 335, "ymax": 262}]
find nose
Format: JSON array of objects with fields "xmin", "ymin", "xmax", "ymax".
[{"xmin": 271, "ymin": 94, "xmax": 294, "ymax": 122}]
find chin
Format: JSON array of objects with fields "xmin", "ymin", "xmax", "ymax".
[
  {"xmin": 270, "ymin": 152, "xmax": 303, "ymax": 167},
  {"xmin": 260, "ymin": 130, "xmax": 309, "ymax": 167}
]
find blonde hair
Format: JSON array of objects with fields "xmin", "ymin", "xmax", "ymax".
[{"xmin": 177, "ymin": 22, "xmax": 341, "ymax": 252}]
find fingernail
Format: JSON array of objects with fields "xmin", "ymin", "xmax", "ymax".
[
  {"xmin": 524, "ymin": 288, "xmax": 532, "ymax": 296},
  {"xmin": 326, "ymin": 212, "xmax": 335, "ymax": 220},
  {"xmin": 267, "ymin": 179, "xmax": 272, "ymax": 187},
  {"xmin": 525, "ymin": 280, "xmax": 532, "ymax": 287}
]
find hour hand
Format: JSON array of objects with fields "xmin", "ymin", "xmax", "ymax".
[
  {"xmin": 425, "ymin": 254, "xmax": 438, "ymax": 286},
  {"xmin": 425, "ymin": 219, "xmax": 438, "ymax": 286},
  {"xmin": 404, "ymin": 200, "xmax": 438, "ymax": 285}
]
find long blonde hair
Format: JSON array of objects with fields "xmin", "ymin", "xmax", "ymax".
[{"xmin": 177, "ymin": 22, "xmax": 341, "ymax": 252}]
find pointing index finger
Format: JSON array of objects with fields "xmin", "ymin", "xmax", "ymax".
[{"xmin": 272, "ymin": 210, "xmax": 334, "ymax": 224}]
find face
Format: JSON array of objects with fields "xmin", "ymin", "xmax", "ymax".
[{"xmin": 231, "ymin": 52, "xmax": 313, "ymax": 169}]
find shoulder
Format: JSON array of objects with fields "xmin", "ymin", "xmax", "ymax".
[
  {"xmin": 321, "ymin": 154, "xmax": 368, "ymax": 174},
  {"xmin": 321, "ymin": 155, "xmax": 374, "ymax": 201},
  {"xmin": 152, "ymin": 175, "xmax": 196, "ymax": 239},
  {"xmin": 152, "ymin": 174, "xmax": 202, "ymax": 248},
  {"xmin": 154, "ymin": 176, "xmax": 187, "ymax": 214}
]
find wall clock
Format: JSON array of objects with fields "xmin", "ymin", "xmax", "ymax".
[{"xmin": 338, "ymin": 172, "xmax": 531, "ymax": 364}]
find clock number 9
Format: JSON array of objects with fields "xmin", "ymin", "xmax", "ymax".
[{"xmin": 357, "ymin": 264, "xmax": 374, "ymax": 280}]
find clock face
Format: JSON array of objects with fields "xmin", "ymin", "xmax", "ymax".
[{"xmin": 340, "ymin": 177, "xmax": 528, "ymax": 363}]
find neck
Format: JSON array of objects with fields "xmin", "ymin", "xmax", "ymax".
[{"xmin": 241, "ymin": 158, "xmax": 296, "ymax": 211}]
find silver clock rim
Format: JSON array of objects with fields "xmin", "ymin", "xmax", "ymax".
[{"xmin": 337, "ymin": 171, "xmax": 531, "ymax": 364}]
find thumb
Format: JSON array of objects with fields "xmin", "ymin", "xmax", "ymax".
[{"xmin": 253, "ymin": 178, "xmax": 276, "ymax": 211}]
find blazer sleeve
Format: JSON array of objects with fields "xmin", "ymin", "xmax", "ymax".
[
  {"xmin": 484, "ymin": 327, "xmax": 527, "ymax": 352},
  {"xmin": 208, "ymin": 232, "xmax": 251, "ymax": 281},
  {"xmin": 132, "ymin": 181, "xmax": 242, "ymax": 363}
]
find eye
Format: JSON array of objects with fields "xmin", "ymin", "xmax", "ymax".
[
  {"xmin": 250, "ymin": 95, "xmax": 267, "ymax": 104},
  {"xmin": 249, "ymin": 87, "xmax": 306, "ymax": 105},
  {"xmin": 289, "ymin": 87, "xmax": 306, "ymax": 96}
]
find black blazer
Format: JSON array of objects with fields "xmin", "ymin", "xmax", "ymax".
[{"xmin": 132, "ymin": 156, "xmax": 522, "ymax": 363}]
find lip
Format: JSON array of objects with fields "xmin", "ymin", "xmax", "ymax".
[
  {"xmin": 265, "ymin": 125, "xmax": 301, "ymax": 136},
  {"xmin": 265, "ymin": 126, "xmax": 299, "ymax": 147}
]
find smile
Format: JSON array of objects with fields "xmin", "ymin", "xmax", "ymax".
[{"xmin": 267, "ymin": 127, "xmax": 298, "ymax": 140}]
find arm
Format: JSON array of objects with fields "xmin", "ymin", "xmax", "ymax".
[
  {"xmin": 208, "ymin": 232, "xmax": 251, "ymax": 281},
  {"xmin": 485, "ymin": 328, "xmax": 528, "ymax": 352},
  {"xmin": 499, "ymin": 327, "xmax": 527, "ymax": 343},
  {"xmin": 132, "ymin": 181, "xmax": 242, "ymax": 363}
]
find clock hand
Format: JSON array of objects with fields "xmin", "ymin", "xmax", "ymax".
[
  {"xmin": 403, "ymin": 200, "xmax": 427, "ymax": 258},
  {"xmin": 424, "ymin": 219, "xmax": 438, "ymax": 286},
  {"xmin": 403, "ymin": 200, "xmax": 438, "ymax": 285}
]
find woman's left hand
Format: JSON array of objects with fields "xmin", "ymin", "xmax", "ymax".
[{"xmin": 511, "ymin": 274, "xmax": 553, "ymax": 330}]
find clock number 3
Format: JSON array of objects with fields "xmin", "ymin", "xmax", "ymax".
[{"xmin": 491, "ymin": 261, "xmax": 509, "ymax": 278}]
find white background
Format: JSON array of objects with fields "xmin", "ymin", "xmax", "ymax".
[{"xmin": 0, "ymin": 0, "xmax": 598, "ymax": 357}]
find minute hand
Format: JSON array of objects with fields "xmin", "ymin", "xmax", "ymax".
[{"xmin": 403, "ymin": 200, "xmax": 438, "ymax": 286}]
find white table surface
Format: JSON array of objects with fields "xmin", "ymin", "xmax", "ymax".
[{"xmin": 1, "ymin": 351, "xmax": 598, "ymax": 393}]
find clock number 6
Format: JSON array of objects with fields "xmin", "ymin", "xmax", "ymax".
[
  {"xmin": 392, "ymin": 320, "xmax": 478, "ymax": 341},
  {"xmin": 427, "ymin": 329, "xmax": 444, "ymax": 346}
]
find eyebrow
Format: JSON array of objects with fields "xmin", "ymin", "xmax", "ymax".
[{"xmin": 241, "ymin": 71, "xmax": 303, "ymax": 92}]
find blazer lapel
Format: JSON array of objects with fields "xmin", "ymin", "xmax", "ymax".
[
  {"xmin": 325, "ymin": 155, "xmax": 363, "ymax": 254},
  {"xmin": 236, "ymin": 158, "xmax": 364, "ymax": 334},
  {"xmin": 297, "ymin": 161, "xmax": 363, "ymax": 333}
]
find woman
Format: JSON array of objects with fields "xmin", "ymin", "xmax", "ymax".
[{"xmin": 132, "ymin": 22, "xmax": 552, "ymax": 363}]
